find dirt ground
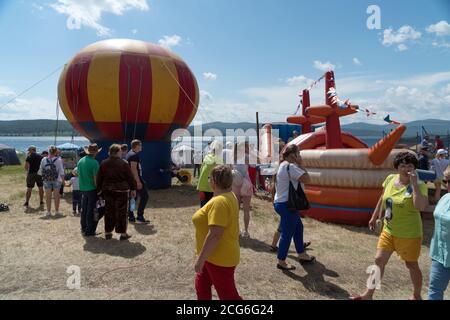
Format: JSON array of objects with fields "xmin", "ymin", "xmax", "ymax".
[{"xmin": 0, "ymin": 166, "xmax": 447, "ymax": 300}]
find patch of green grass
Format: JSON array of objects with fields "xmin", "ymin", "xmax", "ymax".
[{"xmin": 0, "ymin": 165, "xmax": 24, "ymax": 176}]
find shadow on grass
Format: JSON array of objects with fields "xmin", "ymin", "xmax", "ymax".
[
  {"xmin": 239, "ymin": 236, "xmax": 313, "ymax": 253},
  {"xmin": 39, "ymin": 214, "xmax": 67, "ymax": 220},
  {"xmin": 132, "ymin": 223, "xmax": 157, "ymax": 236},
  {"xmin": 62, "ymin": 185, "xmax": 200, "ymax": 211},
  {"xmin": 83, "ymin": 237, "xmax": 146, "ymax": 259},
  {"xmin": 24, "ymin": 206, "xmax": 45, "ymax": 214},
  {"xmin": 282, "ymin": 258, "xmax": 349, "ymax": 300}
]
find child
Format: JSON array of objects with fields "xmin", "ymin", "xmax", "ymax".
[{"xmin": 66, "ymin": 168, "xmax": 81, "ymax": 215}]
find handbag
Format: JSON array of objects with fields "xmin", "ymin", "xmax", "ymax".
[{"xmin": 286, "ymin": 164, "xmax": 310, "ymax": 211}]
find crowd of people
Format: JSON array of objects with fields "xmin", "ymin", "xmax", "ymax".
[
  {"xmin": 24, "ymin": 140, "xmax": 150, "ymax": 240},
  {"xmin": 22, "ymin": 136, "xmax": 450, "ymax": 300}
]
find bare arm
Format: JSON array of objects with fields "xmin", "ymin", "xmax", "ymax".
[
  {"xmin": 298, "ymin": 171, "xmax": 311, "ymax": 184},
  {"xmin": 410, "ymin": 171, "xmax": 429, "ymax": 211},
  {"xmin": 195, "ymin": 226, "xmax": 225, "ymax": 273},
  {"xmin": 24, "ymin": 161, "xmax": 29, "ymax": 172},
  {"xmin": 368, "ymin": 195, "xmax": 384, "ymax": 230}
]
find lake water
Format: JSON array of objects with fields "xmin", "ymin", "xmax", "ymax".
[
  {"xmin": 1, "ymin": 135, "xmax": 382, "ymax": 153},
  {"xmin": 0, "ymin": 136, "xmax": 90, "ymax": 153}
]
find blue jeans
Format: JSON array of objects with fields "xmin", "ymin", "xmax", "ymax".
[
  {"xmin": 81, "ymin": 190, "xmax": 97, "ymax": 235},
  {"xmin": 43, "ymin": 180, "xmax": 61, "ymax": 191},
  {"xmin": 428, "ymin": 259, "xmax": 450, "ymax": 300},
  {"xmin": 72, "ymin": 190, "xmax": 82, "ymax": 212},
  {"xmin": 129, "ymin": 182, "xmax": 149, "ymax": 219},
  {"xmin": 274, "ymin": 202, "xmax": 304, "ymax": 261}
]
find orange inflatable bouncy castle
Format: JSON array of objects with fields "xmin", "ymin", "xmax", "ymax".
[{"xmin": 286, "ymin": 71, "xmax": 410, "ymax": 226}]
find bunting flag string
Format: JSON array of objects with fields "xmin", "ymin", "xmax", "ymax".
[
  {"xmin": 299, "ymin": 74, "xmax": 326, "ymax": 98},
  {"xmin": 326, "ymin": 87, "xmax": 403, "ymax": 125},
  {"xmin": 292, "ymin": 75, "xmax": 403, "ymax": 125}
]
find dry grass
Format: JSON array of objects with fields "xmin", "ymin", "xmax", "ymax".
[{"xmin": 0, "ymin": 166, "xmax": 448, "ymax": 300}]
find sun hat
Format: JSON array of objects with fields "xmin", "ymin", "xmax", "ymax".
[{"xmin": 84, "ymin": 144, "xmax": 102, "ymax": 155}]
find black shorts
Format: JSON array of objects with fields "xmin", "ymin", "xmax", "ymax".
[{"xmin": 27, "ymin": 173, "xmax": 43, "ymax": 188}]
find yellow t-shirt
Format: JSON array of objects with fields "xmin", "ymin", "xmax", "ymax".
[
  {"xmin": 192, "ymin": 192, "xmax": 240, "ymax": 267},
  {"xmin": 382, "ymin": 174, "xmax": 428, "ymax": 238}
]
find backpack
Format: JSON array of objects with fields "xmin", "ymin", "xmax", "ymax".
[{"xmin": 42, "ymin": 158, "xmax": 59, "ymax": 182}]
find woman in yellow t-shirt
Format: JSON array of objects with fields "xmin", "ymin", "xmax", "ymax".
[
  {"xmin": 192, "ymin": 165, "xmax": 242, "ymax": 300},
  {"xmin": 351, "ymin": 152, "xmax": 429, "ymax": 300}
]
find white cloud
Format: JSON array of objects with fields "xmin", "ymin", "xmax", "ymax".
[
  {"xmin": 200, "ymin": 90, "xmax": 213, "ymax": 101},
  {"xmin": 352, "ymin": 58, "xmax": 362, "ymax": 66},
  {"xmin": 382, "ymin": 25, "xmax": 421, "ymax": 51},
  {"xmin": 50, "ymin": 0, "xmax": 149, "ymax": 37},
  {"xmin": 32, "ymin": 3, "xmax": 44, "ymax": 11},
  {"xmin": 203, "ymin": 72, "xmax": 218, "ymax": 81},
  {"xmin": 158, "ymin": 35, "xmax": 182, "ymax": 49},
  {"xmin": 432, "ymin": 40, "xmax": 450, "ymax": 48},
  {"xmin": 313, "ymin": 60, "xmax": 335, "ymax": 71},
  {"xmin": 0, "ymin": 86, "xmax": 16, "ymax": 98},
  {"xmin": 397, "ymin": 44, "xmax": 408, "ymax": 51},
  {"xmin": 393, "ymin": 71, "xmax": 450, "ymax": 87},
  {"xmin": 443, "ymin": 83, "xmax": 450, "ymax": 94},
  {"xmin": 193, "ymin": 71, "xmax": 450, "ymax": 124},
  {"xmin": 286, "ymin": 75, "xmax": 314, "ymax": 87},
  {"xmin": 427, "ymin": 20, "xmax": 450, "ymax": 37},
  {"xmin": 0, "ymin": 97, "xmax": 60, "ymax": 121}
]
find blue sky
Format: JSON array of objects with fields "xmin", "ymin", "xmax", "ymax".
[{"xmin": 0, "ymin": 0, "xmax": 449, "ymax": 124}]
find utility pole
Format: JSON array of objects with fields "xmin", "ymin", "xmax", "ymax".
[{"xmin": 256, "ymin": 112, "xmax": 260, "ymax": 164}]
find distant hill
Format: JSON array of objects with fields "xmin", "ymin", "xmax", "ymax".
[
  {"xmin": 342, "ymin": 119, "xmax": 450, "ymax": 138},
  {"xmin": 0, "ymin": 120, "xmax": 76, "ymax": 136},
  {"xmin": 1, "ymin": 119, "xmax": 449, "ymax": 139}
]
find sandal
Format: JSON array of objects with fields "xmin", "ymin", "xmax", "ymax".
[
  {"xmin": 298, "ymin": 255, "xmax": 316, "ymax": 264},
  {"xmin": 277, "ymin": 263, "xmax": 296, "ymax": 271},
  {"xmin": 270, "ymin": 246, "xmax": 278, "ymax": 252},
  {"xmin": 304, "ymin": 241, "xmax": 311, "ymax": 249}
]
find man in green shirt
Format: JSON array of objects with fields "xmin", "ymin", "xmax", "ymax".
[{"xmin": 77, "ymin": 144, "xmax": 101, "ymax": 237}]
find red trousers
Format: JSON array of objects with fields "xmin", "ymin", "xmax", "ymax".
[{"xmin": 195, "ymin": 261, "xmax": 242, "ymax": 300}]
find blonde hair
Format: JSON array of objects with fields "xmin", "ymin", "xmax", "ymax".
[{"xmin": 444, "ymin": 165, "xmax": 450, "ymax": 179}]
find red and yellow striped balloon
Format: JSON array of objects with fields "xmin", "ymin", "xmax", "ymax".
[{"xmin": 58, "ymin": 39, "xmax": 199, "ymax": 142}]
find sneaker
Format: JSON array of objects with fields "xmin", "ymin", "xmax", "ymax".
[
  {"xmin": 105, "ymin": 234, "xmax": 113, "ymax": 240},
  {"xmin": 136, "ymin": 217, "xmax": 150, "ymax": 224},
  {"xmin": 129, "ymin": 216, "xmax": 136, "ymax": 223},
  {"xmin": 46, "ymin": 212, "xmax": 52, "ymax": 218}
]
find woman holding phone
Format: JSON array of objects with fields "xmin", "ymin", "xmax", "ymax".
[
  {"xmin": 351, "ymin": 152, "xmax": 429, "ymax": 300},
  {"xmin": 273, "ymin": 144, "xmax": 315, "ymax": 271}
]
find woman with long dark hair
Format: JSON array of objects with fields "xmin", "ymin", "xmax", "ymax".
[{"xmin": 273, "ymin": 144, "xmax": 315, "ymax": 270}]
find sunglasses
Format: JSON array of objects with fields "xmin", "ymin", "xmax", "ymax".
[{"xmin": 443, "ymin": 179, "xmax": 450, "ymax": 185}]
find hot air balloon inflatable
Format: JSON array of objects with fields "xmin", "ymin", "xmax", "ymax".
[{"xmin": 58, "ymin": 39, "xmax": 199, "ymax": 189}]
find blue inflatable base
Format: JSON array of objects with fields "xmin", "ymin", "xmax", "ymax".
[{"xmin": 95, "ymin": 140, "xmax": 172, "ymax": 190}]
